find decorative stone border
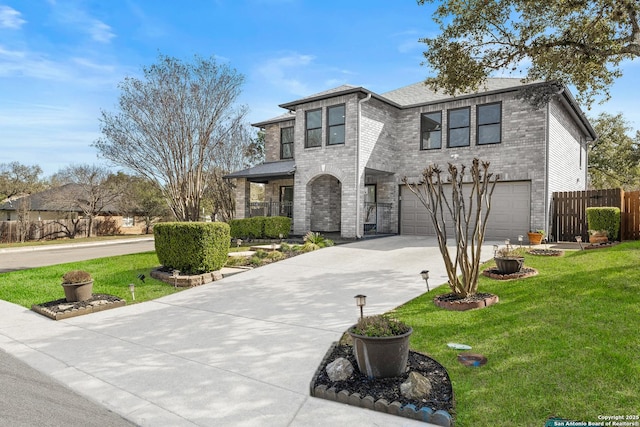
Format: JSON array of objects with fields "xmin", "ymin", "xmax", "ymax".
[
  {"xmin": 309, "ymin": 342, "xmax": 453, "ymax": 426},
  {"xmin": 433, "ymin": 293, "xmax": 499, "ymax": 311},
  {"xmin": 527, "ymin": 249, "xmax": 564, "ymax": 256},
  {"xmin": 32, "ymin": 295, "xmax": 126, "ymax": 320},
  {"xmin": 150, "ymin": 268, "xmax": 222, "ymax": 287},
  {"xmin": 482, "ymin": 267, "xmax": 539, "ymax": 280}
]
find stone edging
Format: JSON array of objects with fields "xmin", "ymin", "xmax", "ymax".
[
  {"xmin": 150, "ymin": 268, "xmax": 222, "ymax": 287},
  {"xmin": 309, "ymin": 342, "xmax": 453, "ymax": 426},
  {"xmin": 32, "ymin": 297, "xmax": 126, "ymax": 320}
]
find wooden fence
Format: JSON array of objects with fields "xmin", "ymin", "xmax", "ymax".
[
  {"xmin": 552, "ymin": 188, "xmax": 640, "ymax": 241},
  {"xmin": 0, "ymin": 217, "xmax": 127, "ymax": 244}
]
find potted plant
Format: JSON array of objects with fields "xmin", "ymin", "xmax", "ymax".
[
  {"xmin": 347, "ymin": 315, "xmax": 412, "ymax": 379},
  {"xmin": 527, "ymin": 230, "xmax": 545, "ymax": 245},
  {"xmin": 588, "ymin": 229, "xmax": 609, "ymax": 244},
  {"xmin": 61, "ymin": 270, "xmax": 94, "ymax": 302},
  {"xmin": 494, "ymin": 246, "xmax": 524, "ymax": 274}
]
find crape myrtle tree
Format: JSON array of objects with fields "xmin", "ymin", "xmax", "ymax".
[
  {"xmin": 403, "ymin": 159, "xmax": 498, "ymax": 298},
  {"xmin": 203, "ymin": 125, "xmax": 264, "ymax": 222},
  {"xmin": 94, "ymin": 54, "xmax": 248, "ymax": 222},
  {"xmin": 418, "ymin": 0, "xmax": 640, "ymax": 107}
]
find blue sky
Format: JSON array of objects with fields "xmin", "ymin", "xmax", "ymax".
[{"xmin": 1, "ymin": 1, "xmax": 639, "ymax": 177}]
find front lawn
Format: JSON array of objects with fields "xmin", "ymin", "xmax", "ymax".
[
  {"xmin": 392, "ymin": 242, "xmax": 640, "ymax": 426},
  {"xmin": 0, "ymin": 252, "xmax": 180, "ymax": 307}
]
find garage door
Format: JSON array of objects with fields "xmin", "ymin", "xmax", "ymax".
[{"xmin": 400, "ymin": 181, "xmax": 531, "ymax": 241}]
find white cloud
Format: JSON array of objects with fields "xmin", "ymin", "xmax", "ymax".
[
  {"xmin": 257, "ymin": 53, "xmax": 316, "ymax": 96},
  {"xmin": 88, "ymin": 20, "xmax": 115, "ymax": 43},
  {"xmin": 0, "ymin": 5, "xmax": 26, "ymax": 29},
  {"xmin": 48, "ymin": 2, "xmax": 115, "ymax": 44}
]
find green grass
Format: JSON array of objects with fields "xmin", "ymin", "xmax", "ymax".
[
  {"xmin": 391, "ymin": 242, "xmax": 640, "ymax": 426},
  {"xmin": 0, "ymin": 251, "xmax": 182, "ymax": 307}
]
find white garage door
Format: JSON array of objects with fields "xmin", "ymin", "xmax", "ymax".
[{"xmin": 400, "ymin": 181, "xmax": 531, "ymax": 241}]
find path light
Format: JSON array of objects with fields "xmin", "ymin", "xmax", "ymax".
[
  {"xmin": 128, "ymin": 283, "xmax": 135, "ymax": 301},
  {"xmin": 493, "ymin": 244, "xmax": 499, "ymax": 257},
  {"xmin": 237, "ymin": 239, "xmax": 243, "ymax": 248},
  {"xmin": 172, "ymin": 269, "xmax": 180, "ymax": 289},
  {"xmin": 576, "ymin": 235, "xmax": 584, "ymax": 250},
  {"xmin": 354, "ymin": 294, "xmax": 366, "ymax": 320},
  {"xmin": 420, "ymin": 270, "xmax": 430, "ymax": 292},
  {"xmin": 518, "ymin": 235, "xmax": 523, "ymax": 249},
  {"xmin": 137, "ymin": 274, "xmax": 145, "ymax": 283}
]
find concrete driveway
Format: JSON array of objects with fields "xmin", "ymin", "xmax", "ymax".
[{"xmin": 0, "ymin": 236, "xmax": 497, "ymax": 426}]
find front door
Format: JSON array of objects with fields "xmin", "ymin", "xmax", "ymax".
[{"xmin": 279, "ymin": 186, "xmax": 293, "ymax": 218}]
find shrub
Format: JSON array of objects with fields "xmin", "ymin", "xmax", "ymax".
[
  {"xmin": 62, "ymin": 270, "xmax": 92, "ymax": 284},
  {"xmin": 229, "ymin": 216, "xmax": 291, "ymax": 239},
  {"xmin": 586, "ymin": 207, "xmax": 620, "ymax": 240},
  {"xmin": 350, "ymin": 315, "xmax": 411, "ymax": 337},
  {"xmin": 229, "ymin": 217, "xmax": 264, "ymax": 239},
  {"xmin": 303, "ymin": 231, "xmax": 334, "ymax": 249},
  {"xmin": 154, "ymin": 222, "xmax": 230, "ymax": 274},
  {"xmin": 264, "ymin": 216, "xmax": 291, "ymax": 238}
]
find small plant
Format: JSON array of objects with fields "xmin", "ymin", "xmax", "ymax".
[
  {"xmin": 303, "ymin": 231, "xmax": 334, "ymax": 250},
  {"xmin": 61, "ymin": 270, "xmax": 93, "ymax": 284},
  {"xmin": 496, "ymin": 246, "xmax": 524, "ymax": 258},
  {"xmin": 350, "ymin": 315, "xmax": 411, "ymax": 337}
]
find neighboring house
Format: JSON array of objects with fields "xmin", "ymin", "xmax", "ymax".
[
  {"xmin": 226, "ymin": 78, "xmax": 596, "ymax": 241},
  {"xmin": 0, "ymin": 184, "xmax": 144, "ymax": 236}
]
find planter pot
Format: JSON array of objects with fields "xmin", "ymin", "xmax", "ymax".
[
  {"xmin": 348, "ymin": 327, "xmax": 413, "ymax": 379},
  {"xmin": 61, "ymin": 280, "xmax": 93, "ymax": 302},
  {"xmin": 527, "ymin": 232, "xmax": 543, "ymax": 245},
  {"xmin": 589, "ymin": 233, "xmax": 608, "ymax": 244},
  {"xmin": 494, "ymin": 257, "xmax": 524, "ymax": 274}
]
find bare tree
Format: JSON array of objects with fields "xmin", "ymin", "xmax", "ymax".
[
  {"xmin": 93, "ymin": 54, "xmax": 248, "ymax": 222},
  {"xmin": 51, "ymin": 165, "xmax": 122, "ymax": 237},
  {"xmin": 403, "ymin": 159, "xmax": 498, "ymax": 298}
]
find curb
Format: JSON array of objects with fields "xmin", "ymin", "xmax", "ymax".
[{"xmin": 309, "ymin": 342, "xmax": 453, "ymax": 426}]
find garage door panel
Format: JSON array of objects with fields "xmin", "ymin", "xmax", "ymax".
[{"xmin": 401, "ymin": 182, "xmax": 531, "ymax": 241}]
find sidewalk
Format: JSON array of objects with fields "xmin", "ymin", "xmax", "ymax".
[{"xmin": 0, "ymin": 236, "xmax": 499, "ymax": 426}]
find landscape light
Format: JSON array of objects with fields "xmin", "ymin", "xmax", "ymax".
[
  {"xmin": 354, "ymin": 294, "xmax": 366, "ymax": 319},
  {"xmin": 128, "ymin": 283, "xmax": 135, "ymax": 301},
  {"xmin": 420, "ymin": 270, "xmax": 430, "ymax": 292}
]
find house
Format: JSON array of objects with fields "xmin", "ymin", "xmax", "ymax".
[
  {"xmin": 226, "ymin": 78, "xmax": 596, "ymax": 241},
  {"xmin": 0, "ymin": 184, "xmax": 146, "ymax": 240}
]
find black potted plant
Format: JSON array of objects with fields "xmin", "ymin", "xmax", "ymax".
[
  {"xmin": 347, "ymin": 315, "xmax": 413, "ymax": 379},
  {"xmin": 494, "ymin": 246, "xmax": 524, "ymax": 274},
  {"xmin": 61, "ymin": 270, "xmax": 94, "ymax": 302}
]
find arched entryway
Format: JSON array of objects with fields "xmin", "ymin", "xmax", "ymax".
[{"xmin": 308, "ymin": 174, "xmax": 342, "ymax": 232}]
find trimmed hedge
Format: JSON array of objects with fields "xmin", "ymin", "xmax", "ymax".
[
  {"xmin": 586, "ymin": 207, "xmax": 620, "ymax": 240},
  {"xmin": 229, "ymin": 216, "xmax": 291, "ymax": 239},
  {"xmin": 154, "ymin": 222, "xmax": 230, "ymax": 274}
]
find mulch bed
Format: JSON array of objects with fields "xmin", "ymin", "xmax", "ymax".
[
  {"xmin": 584, "ymin": 241, "xmax": 619, "ymax": 250},
  {"xmin": 312, "ymin": 342, "xmax": 455, "ymax": 414},
  {"xmin": 482, "ymin": 267, "xmax": 538, "ymax": 280}
]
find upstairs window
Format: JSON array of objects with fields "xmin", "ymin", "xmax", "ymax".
[
  {"xmin": 280, "ymin": 127, "xmax": 294, "ymax": 159},
  {"xmin": 420, "ymin": 111, "xmax": 442, "ymax": 150},
  {"xmin": 448, "ymin": 107, "xmax": 470, "ymax": 147},
  {"xmin": 305, "ymin": 109, "xmax": 322, "ymax": 148},
  {"xmin": 327, "ymin": 104, "xmax": 345, "ymax": 145},
  {"xmin": 477, "ymin": 103, "xmax": 502, "ymax": 145}
]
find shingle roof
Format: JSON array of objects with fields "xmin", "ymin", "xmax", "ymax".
[
  {"xmin": 381, "ymin": 78, "xmax": 534, "ymax": 106},
  {"xmin": 224, "ymin": 160, "xmax": 296, "ymax": 182},
  {"xmin": 0, "ymin": 183, "xmax": 120, "ymax": 213},
  {"xmin": 251, "ymin": 111, "xmax": 296, "ymax": 128}
]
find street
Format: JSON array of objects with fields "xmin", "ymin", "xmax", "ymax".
[{"xmin": 0, "ymin": 238, "xmax": 155, "ymax": 273}]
